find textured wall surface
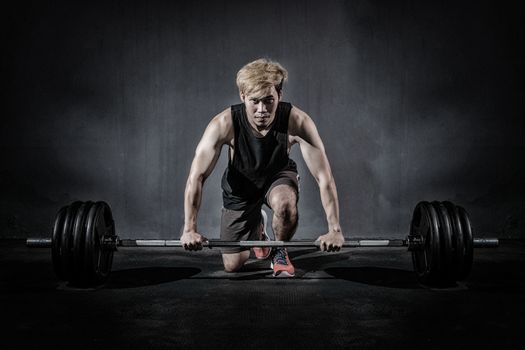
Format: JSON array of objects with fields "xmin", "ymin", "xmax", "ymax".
[{"xmin": 2, "ymin": 0, "xmax": 524, "ymax": 239}]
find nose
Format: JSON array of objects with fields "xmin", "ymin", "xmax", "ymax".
[{"xmin": 256, "ymin": 101, "xmax": 267, "ymax": 113}]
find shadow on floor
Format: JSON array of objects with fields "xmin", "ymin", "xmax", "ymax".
[
  {"xmin": 287, "ymin": 248, "xmax": 320, "ymax": 259},
  {"xmin": 1, "ymin": 261, "xmax": 57, "ymax": 292},
  {"xmin": 466, "ymin": 260, "xmax": 525, "ymax": 293},
  {"xmin": 224, "ymin": 249, "xmax": 424, "ymax": 287},
  {"xmin": 324, "ymin": 266, "xmax": 422, "ymax": 289},
  {"xmin": 106, "ymin": 267, "xmax": 201, "ymax": 289}
]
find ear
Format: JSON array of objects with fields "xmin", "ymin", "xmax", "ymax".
[{"xmin": 239, "ymin": 91, "xmax": 245, "ymax": 102}]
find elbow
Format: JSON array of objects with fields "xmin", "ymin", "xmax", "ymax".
[{"xmin": 186, "ymin": 172, "xmax": 206, "ymax": 190}]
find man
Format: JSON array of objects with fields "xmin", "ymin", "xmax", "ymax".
[{"xmin": 180, "ymin": 58, "xmax": 344, "ymax": 277}]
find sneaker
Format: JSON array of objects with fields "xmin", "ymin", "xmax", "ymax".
[
  {"xmin": 270, "ymin": 247, "xmax": 295, "ymax": 277},
  {"xmin": 252, "ymin": 210, "xmax": 272, "ymax": 259}
]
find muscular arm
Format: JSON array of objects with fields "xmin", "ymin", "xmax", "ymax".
[
  {"xmin": 182, "ymin": 109, "xmax": 232, "ymax": 247},
  {"xmin": 289, "ymin": 106, "xmax": 344, "ymax": 250}
]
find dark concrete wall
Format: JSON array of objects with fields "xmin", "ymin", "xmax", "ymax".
[{"xmin": 2, "ymin": 0, "xmax": 524, "ymax": 239}]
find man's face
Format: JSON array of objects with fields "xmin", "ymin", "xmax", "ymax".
[{"xmin": 241, "ymin": 86, "xmax": 281, "ymax": 129}]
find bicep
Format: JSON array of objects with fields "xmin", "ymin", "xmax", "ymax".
[
  {"xmin": 189, "ymin": 121, "xmax": 225, "ymax": 181},
  {"xmin": 299, "ymin": 141, "xmax": 332, "ymax": 185},
  {"xmin": 297, "ymin": 116, "xmax": 332, "ymax": 184}
]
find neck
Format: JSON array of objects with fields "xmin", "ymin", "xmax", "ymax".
[{"xmin": 247, "ymin": 116, "xmax": 275, "ymax": 136}]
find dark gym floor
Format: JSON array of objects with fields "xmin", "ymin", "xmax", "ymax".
[{"xmin": 1, "ymin": 239, "xmax": 524, "ymax": 350}]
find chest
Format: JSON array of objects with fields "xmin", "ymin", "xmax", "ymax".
[{"xmin": 227, "ymin": 134, "xmax": 297, "ymax": 160}]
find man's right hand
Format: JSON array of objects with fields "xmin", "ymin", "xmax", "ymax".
[{"xmin": 180, "ymin": 230, "xmax": 208, "ymax": 251}]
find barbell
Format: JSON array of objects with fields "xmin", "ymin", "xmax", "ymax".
[{"xmin": 26, "ymin": 200, "xmax": 499, "ymax": 287}]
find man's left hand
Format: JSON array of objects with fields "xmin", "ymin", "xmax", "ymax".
[{"xmin": 316, "ymin": 230, "xmax": 345, "ymax": 252}]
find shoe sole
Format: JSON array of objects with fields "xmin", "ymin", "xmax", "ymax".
[
  {"xmin": 270, "ymin": 262, "xmax": 295, "ymax": 278},
  {"xmin": 272, "ymin": 270, "xmax": 295, "ymax": 278}
]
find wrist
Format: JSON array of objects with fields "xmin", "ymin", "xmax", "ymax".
[
  {"xmin": 183, "ymin": 225, "xmax": 196, "ymax": 234},
  {"xmin": 329, "ymin": 226, "xmax": 342, "ymax": 234}
]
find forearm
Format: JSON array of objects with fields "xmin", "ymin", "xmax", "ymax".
[
  {"xmin": 183, "ymin": 175, "xmax": 204, "ymax": 232},
  {"xmin": 319, "ymin": 177, "xmax": 341, "ymax": 232}
]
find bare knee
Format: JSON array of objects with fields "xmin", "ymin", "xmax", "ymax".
[
  {"xmin": 273, "ymin": 199, "xmax": 298, "ymax": 223},
  {"xmin": 223, "ymin": 261, "xmax": 244, "ymax": 272},
  {"xmin": 222, "ymin": 251, "xmax": 250, "ymax": 272},
  {"xmin": 268, "ymin": 186, "xmax": 298, "ymax": 220}
]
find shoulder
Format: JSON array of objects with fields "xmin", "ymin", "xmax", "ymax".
[
  {"xmin": 205, "ymin": 108, "xmax": 234, "ymax": 144},
  {"xmin": 212, "ymin": 107, "xmax": 233, "ymax": 129},
  {"xmin": 288, "ymin": 105, "xmax": 315, "ymax": 137}
]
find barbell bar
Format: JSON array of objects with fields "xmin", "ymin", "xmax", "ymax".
[
  {"xmin": 26, "ymin": 238, "xmax": 499, "ymax": 248},
  {"xmin": 26, "ymin": 200, "xmax": 499, "ymax": 287}
]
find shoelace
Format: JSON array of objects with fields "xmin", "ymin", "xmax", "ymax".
[{"xmin": 272, "ymin": 248, "xmax": 288, "ymax": 265}]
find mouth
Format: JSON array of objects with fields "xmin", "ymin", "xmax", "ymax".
[{"xmin": 254, "ymin": 117, "xmax": 269, "ymax": 124}]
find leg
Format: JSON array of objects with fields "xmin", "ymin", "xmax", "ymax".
[
  {"xmin": 219, "ymin": 205, "xmax": 262, "ymax": 273},
  {"xmin": 267, "ymin": 184, "xmax": 299, "ymax": 241},
  {"xmin": 266, "ymin": 184, "xmax": 298, "ymax": 277},
  {"xmin": 222, "ymin": 251, "xmax": 251, "ymax": 272},
  {"xmin": 264, "ymin": 171, "xmax": 299, "ymax": 277}
]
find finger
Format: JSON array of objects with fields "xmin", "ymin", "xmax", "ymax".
[{"xmin": 321, "ymin": 241, "xmax": 327, "ymax": 252}]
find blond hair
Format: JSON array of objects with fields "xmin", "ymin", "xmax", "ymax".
[{"xmin": 236, "ymin": 58, "xmax": 288, "ymax": 96}]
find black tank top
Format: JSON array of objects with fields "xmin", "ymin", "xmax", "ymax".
[{"xmin": 221, "ymin": 101, "xmax": 297, "ymax": 209}]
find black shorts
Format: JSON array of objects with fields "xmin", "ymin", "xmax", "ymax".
[{"xmin": 220, "ymin": 169, "xmax": 300, "ymax": 254}]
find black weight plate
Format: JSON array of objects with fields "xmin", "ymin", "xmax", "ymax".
[
  {"xmin": 70, "ymin": 202, "xmax": 88, "ymax": 284},
  {"xmin": 71, "ymin": 201, "xmax": 94, "ymax": 285},
  {"xmin": 60, "ymin": 201, "xmax": 83, "ymax": 281},
  {"xmin": 410, "ymin": 201, "xmax": 440, "ymax": 284},
  {"xmin": 457, "ymin": 206, "xmax": 474, "ymax": 280},
  {"xmin": 410, "ymin": 202, "xmax": 430, "ymax": 278},
  {"xmin": 51, "ymin": 206, "xmax": 67, "ymax": 280},
  {"xmin": 443, "ymin": 201, "xmax": 465, "ymax": 280},
  {"xmin": 85, "ymin": 201, "xmax": 115, "ymax": 285},
  {"xmin": 83, "ymin": 202, "xmax": 101, "ymax": 285},
  {"xmin": 424, "ymin": 202, "xmax": 442, "ymax": 284},
  {"xmin": 409, "ymin": 202, "xmax": 427, "ymax": 277},
  {"xmin": 96, "ymin": 202, "xmax": 115, "ymax": 282},
  {"xmin": 431, "ymin": 201, "xmax": 454, "ymax": 283}
]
